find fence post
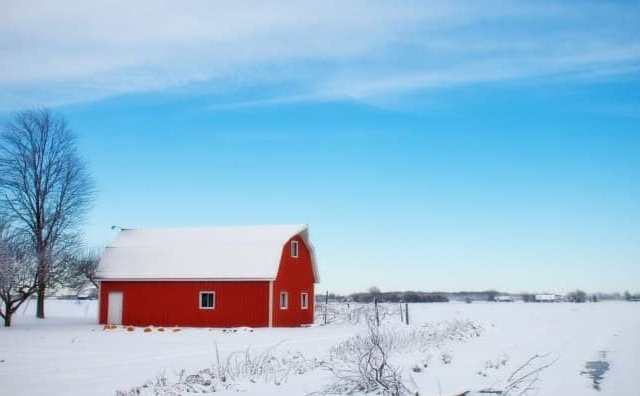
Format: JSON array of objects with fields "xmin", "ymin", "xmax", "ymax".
[
  {"xmin": 405, "ymin": 303, "xmax": 409, "ymax": 325},
  {"xmin": 400, "ymin": 302, "xmax": 404, "ymax": 323},
  {"xmin": 374, "ymin": 297, "xmax": 380, "ymax": 327},
  {"xmin": 324, "ymin": 291, "xmax": 329, "ymax": 325}
]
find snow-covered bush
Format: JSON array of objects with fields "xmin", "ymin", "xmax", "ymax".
[
  {"xmin": 320, "ymin": 318, "xmax": 483, "ymax": 395},
  {"xmin": 477, "ymin": 353, "xmax": 509, "ymax": 377},
  {"xmin": 329, "ymin": 319, "xmax": 481, "ymax": 357},
  {"xmin": 118, "ymin": 312, "xmax": 483, "ymax": 395},
  {"xmin": 440, "ymin": 352, "xmax": 452, "ymax": 365},
  {"xmin": 469, "ymin": 354, "xmax": 557, "ymax": 396},
  {"xmin": 116, "ymin": 345, "xmax": 320, "ymax": 395}
]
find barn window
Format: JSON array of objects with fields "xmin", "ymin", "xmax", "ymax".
[
  {"xmin": 301, "ymin": 292, "xmax": 309, "ymax": 310},
  {"xmin": 199, "ymin": 291, "xmax": 215, "ymax": 309},
  {"xmin": 291, "ymin": 240, "xmax": 299, "ymax": 258},
  {"xmin": 280, "ymin": 291, "xmax": 288, "ymax": 309}
]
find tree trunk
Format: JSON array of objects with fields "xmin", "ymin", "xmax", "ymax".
[
  {"xmin": 36, "ymin": 248, "xmax": 47, "ymax": 319},
  {"xmin": 3, "ymin": 302, "xmax": 11, "ymax": 327},
  {"xmin": 36, "ymin": 283, "xmax": 46, "ymax": 319}
]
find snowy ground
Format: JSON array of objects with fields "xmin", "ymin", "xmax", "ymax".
[{"xmin": 1, "ymin": 300, "xmax": 638, "ymax": 395}]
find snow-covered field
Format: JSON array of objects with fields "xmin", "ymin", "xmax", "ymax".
[{"xmin": 1, "ymin": 300, "xmax": 638, "ymax": 395}]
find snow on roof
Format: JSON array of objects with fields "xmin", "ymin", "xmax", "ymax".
[{"xmin": 96, "ymin": 224, "xmax": 319, "ymax": 282}]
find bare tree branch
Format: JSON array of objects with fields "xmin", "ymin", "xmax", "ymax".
[{"xmin": 65, "ymin": 248, "xmax": 101, "ymax": 290}]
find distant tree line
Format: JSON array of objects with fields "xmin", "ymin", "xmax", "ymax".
[
  {"xmin": 317, "ymin": 288, "xmax": 639, "ymax": 305},
  {"xmin": 624, "ymin": 291, "xmax": 640, "ymax": 301},
  {"xmin": 349, "ymin": 290, "xmax": 449, "ymax": 303},
  {"xmin": 315, "ymin": 287, "xmax": 449, "ymax": 303}
]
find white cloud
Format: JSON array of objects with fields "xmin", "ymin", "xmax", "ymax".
[{"xmin": 1, "ymin": 0, "xmax": 638, "ymax": 110}]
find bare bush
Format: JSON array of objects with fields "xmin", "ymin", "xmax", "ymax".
[
  {"xmin": 320, "ymin": 319, "xmax": 412, "ymax": 395},
  {"xmin": 502, "ymin": 354, "xmax": 557, "ymax": 395},
  {"xmin": 471, "ymin": 354, "xmax": 557, "ymax": 396},
  {"xmin": 319, "ymin": 316, "xmax": 482, "ymax": 395}
]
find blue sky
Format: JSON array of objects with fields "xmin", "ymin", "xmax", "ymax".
[{"xmin": 1, "ymin": 1, "xmax": 639, "ymax": 293}]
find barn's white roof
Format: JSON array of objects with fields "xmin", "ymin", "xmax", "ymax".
[{"xmin": 96, "ymin": 224, "xmax": 318, "ymax": 282}]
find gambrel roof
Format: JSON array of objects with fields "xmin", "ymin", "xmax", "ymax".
[{"xmin": 96, "ymin": 224, "xmax": 318, "ymax": 282}]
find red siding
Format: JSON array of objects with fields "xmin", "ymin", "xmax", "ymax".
[
  {"xmin": 99, "ymin": 281, "xmax": 269, "ymax": 327},
  {"xmin": 272, "ymin": 235, "xmax": 315, "ymax": 327}
]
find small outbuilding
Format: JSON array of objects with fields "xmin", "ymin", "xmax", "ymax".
[{"xmin": 96, "ymin": 224, "xmax": 318, "ymax": 327}]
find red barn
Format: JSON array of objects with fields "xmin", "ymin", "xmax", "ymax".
[{"xmin": 96, "ymin": 225, "xmax": 318, "ymax": 327}]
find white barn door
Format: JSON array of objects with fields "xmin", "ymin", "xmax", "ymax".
[{"xmin": 107, "ymin": 292, "xmax": 123, "ymax": 325}]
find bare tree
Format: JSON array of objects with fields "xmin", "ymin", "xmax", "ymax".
[
  {"xmin": 567, "ymin": 289, "xmax": 587, "ymax": 303},
  {"xmin": 66, "ymin": 248, "xmax": 101, "ymax": 290},
  {"xmin": 0, "ymin": 109, "xmax": 94, "ymax": 319},
  {"xmin": 0, "ymin": 220, "xmax": 38, "ymax": 327}
]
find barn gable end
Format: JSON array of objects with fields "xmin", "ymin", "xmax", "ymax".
[{"xmin": 271, "ymin": 235, "xmax": 316, "ymax": 327}]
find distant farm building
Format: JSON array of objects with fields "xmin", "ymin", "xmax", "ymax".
[
  {"xmin": 96, "ymin": 225, "xmax": 318, "ymax": 327},
  {"xmin": 535, "ymin": 294, "xmax": 561, "ymax": 302},
  {"xmin": 495, "ymin": 295, "xmax": 514, "ymax": 302}
]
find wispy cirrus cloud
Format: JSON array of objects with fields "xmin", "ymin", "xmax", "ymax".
[{"xmin": 1, "ymin": 0, "xmax": 638, "ymax": 110}]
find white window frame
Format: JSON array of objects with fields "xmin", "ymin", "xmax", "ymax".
[
  {"xmin": 280, "ymin": 291, "xmax": 288, "ymax": 310},
  {"xmin": 300, "ymin": 292, "xmax": 309, "ymax": 310},
  {"xmin": 291, "ymin": 240, "xmax": 299, "ymax": 258},
  {"xmin": 199, "ymin": 291, "xmax": 216, "ymax": 310}
]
